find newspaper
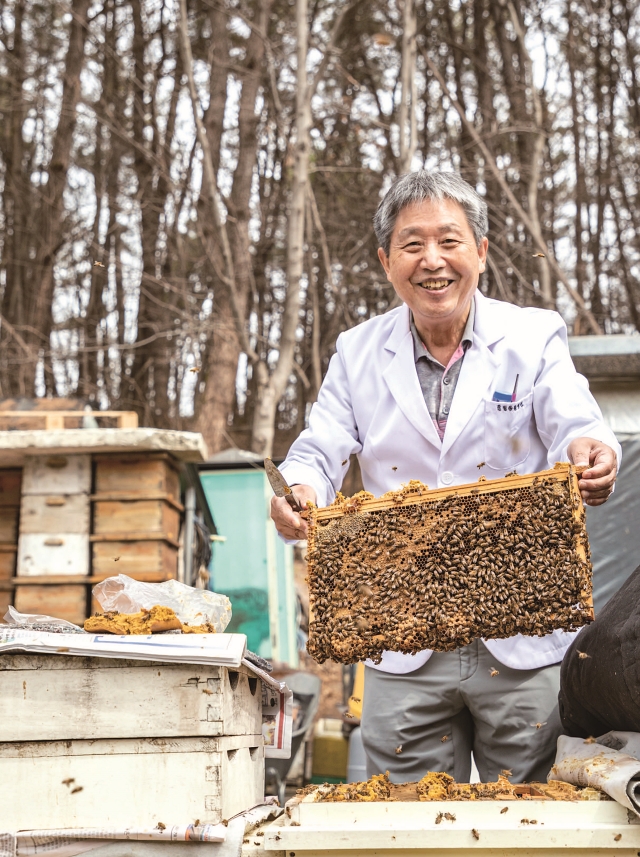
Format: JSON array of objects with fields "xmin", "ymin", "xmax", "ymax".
[
  {"xmin": 0, "ymin": 628, "xmax": 246, "ymax": 667},
  {"xmin": 13, "ymin": 825, "xmax": 226, "ymax": 854},
  {"xmin": 0, "ymin": 806, "xmax": 282, "ymax": 857},
  {"xmin": 243, "ymin": 657, "xmax": 293, "ymax": 759}
]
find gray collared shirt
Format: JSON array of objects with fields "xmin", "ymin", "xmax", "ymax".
[{"xmin": 411, "ymin": 299, "xmax": 475, "ymax": 441}]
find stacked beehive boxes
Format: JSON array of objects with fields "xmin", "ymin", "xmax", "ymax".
[
  {"xmin": 0, "ymin": 654, "xmax": 264, "ymax": 829},
  {"xmin": 0, "ymin": 450, "xmax": 187, "ymax": 626},
  {"xmin": 91, "ymin": 453, "xmax": 181, "ymax": 590},
  {"xmin": 15, "ymin": 455, "xmax": 91, "ymax": 624}
]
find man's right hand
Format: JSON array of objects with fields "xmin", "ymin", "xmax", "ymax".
[{"xmin": 270, "ymin": 484, "xmax": 317, "ymax": 540}]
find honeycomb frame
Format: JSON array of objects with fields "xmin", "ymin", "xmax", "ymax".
[{"xmin": 306, "ymin": 463, "xmax": 592, "ymax": 664}]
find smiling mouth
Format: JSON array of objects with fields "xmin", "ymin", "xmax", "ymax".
[{"xmin": 414, "ymin": 278, "xmax": 452, "ymax": 291}]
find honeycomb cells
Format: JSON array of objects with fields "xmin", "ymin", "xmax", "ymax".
[{"xmin": 306, "ymin": 474, "xmax": 592, "ymax": 665}]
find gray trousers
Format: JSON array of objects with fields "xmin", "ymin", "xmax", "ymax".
[{"xmin": 361, "ymin": 640, "xmax": 562, "ymax": 784}]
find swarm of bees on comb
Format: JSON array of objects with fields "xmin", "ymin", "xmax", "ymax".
[{"xmin": 306, "ymin": 464, "xmax": 592, "ymax": 665}]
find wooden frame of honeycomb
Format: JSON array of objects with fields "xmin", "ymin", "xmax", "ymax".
[{"xmin": 306, "ymin": 463, "xmax": 592, "ymax": 664}]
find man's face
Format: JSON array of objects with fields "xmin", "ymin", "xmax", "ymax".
[{"xmin": 377, "ymin": 198, "xmax": 488, "ymax": 331}]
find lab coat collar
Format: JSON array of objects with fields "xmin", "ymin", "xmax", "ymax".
[
  {"xmin": 382, "ymin": 305, "xmax": 442, "ymax": 448},
  {"xmin": 382, "ymin": 291, "xmax": 506, "ymax": 454},
  {"xmin": 440, "ymin": 291, "xmax": 504, "ymax": 456}
]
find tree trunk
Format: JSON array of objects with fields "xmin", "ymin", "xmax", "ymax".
[
  {"xmin": 398, "ymin": 0, "xmax": 417, "ymax": 172},
  {"xmin": 250, "ymin": 0, "xmax": 311, "ymax": 457}
]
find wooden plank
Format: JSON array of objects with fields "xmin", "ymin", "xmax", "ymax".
[
  {"xmin": 0, "ymin": 550, "xmax": 17, "ymax": 580},
  {"xmin": 314, "ymin": 463, "xmax": 586, "ymax": 521},
  {"xmin": 0, "ymin": 469, "xmax": 22, "ymax": 505},
  {"xmin": 91, "ymin": 539, "xmax": 178, "ymax": 577},
  {"xmin": 0, "ymin": 514, "xmax": 19, "ymax": 543},
  {"xmin": 44, "ymin": 413, "xmax": 65, "ymax": 429},
  {"xmin": 19, "ymin": 494, "xmax": 90, "ymax": 535},
  {"xmin": 0, "ymin": 734, "xmax": 264, "ymax": 830},
  {"xmin": 93, "ymin": 499, "xmax": 181, "ymax": 540},
  {"xmin": 0, "ymin": 571, "xmax": 172, "ymax": 588},
  {"xmin": 21, "ymin": 454, "xmax": 91, "ymax": 495},
  {"xmin": 0, "ymin": 411, "xmax": 138, "ymax": 429},
  {"xmin": 0, "ymin": 429, "xmax": 208, "ymax": 468},
  {"xmin": 89, "ymin": 532, "xmax": 180, "ymax": 547},
  {"xmin": 0, "ymin": 658, "xmax": 262, "ymax": 742},
  {"xmin": 117, "ymin": 411, "xmax": 139, "ymax": 428},
  {"xmin": 17, "ymin": 533, "xmax": 90, "ymax": 576},
  {"xmin": 90, "ymin": 491, "xmax": 184, "ymax": 511},
  {"xmin": 14, "ymin": 584, "xmax": 87, "ymax": 625},
  {"xmin": 94, "ymin": 454, "xmax": 181, "ymax": 500},
  {"xmin": 0, "ymin": 590, "xmax": 12, "ymax": 617}
]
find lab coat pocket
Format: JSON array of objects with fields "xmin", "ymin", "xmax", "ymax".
[{"xmin": 484, "ymin": 391, "xmax": 533, "ymax": 471}]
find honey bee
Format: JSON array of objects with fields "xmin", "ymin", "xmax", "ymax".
[
  {"xmin": 342, "ymin": 460, "xmax": 348, "ymax": 466},
  {"xmin": 584, "ymin": 736, "xmax": 596, "ymax": 744},
  {"xmin": 441, "ymin": 735, "xmax": 449, "ymax": 743},
  {"xmin": 489, "ymin": 668, "xmax": 499, "ymax": 677},
  {"xmin": 156, "ymin": 822, "xmax": 166, "ymax": 831},
  {"xmin": 477, "ymin": 462, "xmax": 486, "ymax": 470},
  {"xmin": 500, "ymin": 806, "xmax": 509, "ymax": 814},
  {"xmin": 71, "ymin": 786, "xmax": 83, "ymax": 794},
  {"xmin": 471, "ymin": 829, "xmax": 480, "ymax": 840},
  {"xmin": 614, "ymin": 833, "xmax": 622, "ymax": 841},
  {"xmin": 577, "ymin": 650, "xmax": 591, "ymax": 659},
  {"xmin": 395, "ymin": 745, "xmax": 403, "ymax": 754},
  {"xmin": 531, "ymin": 721, "xmax": 547, "ymax": 729},
  {"xmin": 392, "ymin": 466, "xmax": 398, "ymax": 471},
  {"xmin": 435, "ymin": 812, "xmax": 443, "ymax": 824},
  {"xmin": 444, "ymin": 812, "xmax": 456, "ymax": 821}
]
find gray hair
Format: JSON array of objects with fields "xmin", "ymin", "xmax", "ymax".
[{"xmin": 373, "ymin": 171, "xmax": 489, "ymax": 254}]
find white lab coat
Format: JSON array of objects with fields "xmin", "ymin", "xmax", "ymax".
[{"xmin": 280, "ymin": 291, "xmax": 621, "ymax": 673}]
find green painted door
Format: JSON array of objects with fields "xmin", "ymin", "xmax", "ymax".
[{"xmin": 200, "ymin": 468, "xmax": 298, "ymax": 665}]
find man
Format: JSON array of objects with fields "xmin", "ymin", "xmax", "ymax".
[{"xmin": 270, "ymin": 171, "xmax": 619, "ymax": 783}]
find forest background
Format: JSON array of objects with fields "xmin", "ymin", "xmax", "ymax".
[{"xmin": 0, "ymin": 0, "xmax": 637, "ymax": 459}]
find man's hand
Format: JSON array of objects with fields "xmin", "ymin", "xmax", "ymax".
[
  {"xmin": 567, "ymin": 437, "xmax": 617, "ymax": 506},
  {"xmin": 270, "ymin": 484, "xmax": 317, "ymax": 540}
]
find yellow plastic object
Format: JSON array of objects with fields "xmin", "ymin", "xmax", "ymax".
[
  {"xmin": 312, "ymin": 718, "xmax": 349, "ymax": 780},
  {"xmin": 347, "ymin": 662, "xmax": 365, "ymax": 721}
]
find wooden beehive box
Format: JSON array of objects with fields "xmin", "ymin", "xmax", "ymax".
[
  {"xmin": 270, "ymin": 788, "xmax": 639, "ymax": 854},
  {"xmin": 306, "ymin": 464, "xmax": 592, "ymax": 664},
  {"xmin": 0, "ymin": 655, "xmax": 264, "ymax": 829},
  {"xmin": 91, "ymin": 453, "xmax": 181, "ymax": 580}
]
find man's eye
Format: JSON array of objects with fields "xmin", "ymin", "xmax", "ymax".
[{"xmin": 442, "ymin": 239, "xmax": 459, "ymax": 246}]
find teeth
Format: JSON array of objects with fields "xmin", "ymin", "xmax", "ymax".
[{"xmin": 416, "ymin": 279, "xmax": 450, "ymax": 291}]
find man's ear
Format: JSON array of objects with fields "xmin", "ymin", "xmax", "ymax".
[
  {"xmin": 477, "ymin": 237, "xmax": 489, "ymax": 273},
  {"xmin": 378, "ymin": 247, "xmax": 392, "ymax": 282}
]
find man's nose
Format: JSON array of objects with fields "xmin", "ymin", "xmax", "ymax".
[{"xmin": 418, "ymin": 241, "xmax": 445, "ymax": 269}]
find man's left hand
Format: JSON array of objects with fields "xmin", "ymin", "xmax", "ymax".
[{"xmin": 567, "ymin": 437, "xmax": 617, "ymax": 506}]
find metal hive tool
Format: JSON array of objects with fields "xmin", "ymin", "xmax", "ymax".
[{"xmin": 305, "ymin": 463, "xmax": 592, "ymax": 665}]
